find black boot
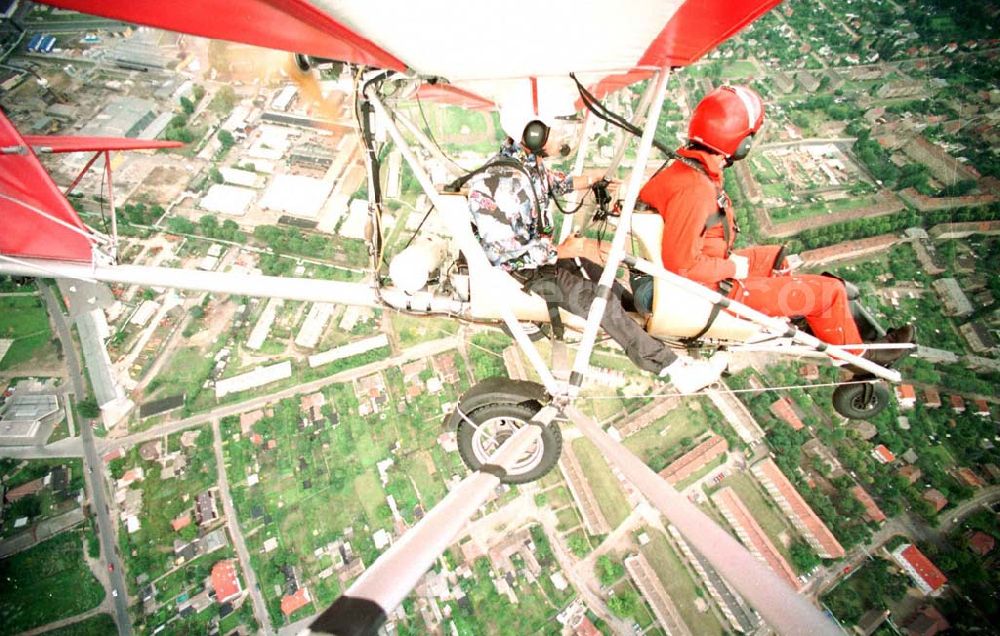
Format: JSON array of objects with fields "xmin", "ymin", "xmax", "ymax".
[{"xmin": 859, "ymin": 325, "xmax": 916, "ymax": 369}]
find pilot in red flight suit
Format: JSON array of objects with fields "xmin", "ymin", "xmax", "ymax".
[{"xmin": 638, "ymin": 85, "xmax": 913, "ymax": 367}]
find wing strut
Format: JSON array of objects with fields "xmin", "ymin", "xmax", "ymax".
[
  {"xmin": 306, "ymin": 407, "xmax": 561, "ymax": 635},
  {"xmin": 566, "ymin": 405, "xmax": 841, "ymax": 635}
]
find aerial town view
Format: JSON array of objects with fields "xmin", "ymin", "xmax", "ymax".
[{"xmin": 1, "ymin": 0, "xmax": 998, "ymax": 635}]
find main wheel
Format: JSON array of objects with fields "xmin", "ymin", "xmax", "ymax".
[
  {"xmin": 456, "ymin": 402, "xmax": 562, "ymax": 484},
  {"xmin": 832, "ymin": 382, "xmax": 890, "ymax": 419}
]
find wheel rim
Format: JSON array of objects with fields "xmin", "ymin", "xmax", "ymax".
[
  {"xmin": 470, "ymin": 414, "xmax": 545, "ymax": 476},
  {"xmin": 850, "ymin": 390, "xmax": 879, "ymax": 412}
]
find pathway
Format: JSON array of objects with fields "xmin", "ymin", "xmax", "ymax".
[{"xmin": 211, "ymin": 418, "xmax": 273, "ymax": 634}]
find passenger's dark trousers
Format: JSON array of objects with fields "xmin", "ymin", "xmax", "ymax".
[{"xmin": 521, "ymin": 258, "xmax": 677, "ymax": 374}]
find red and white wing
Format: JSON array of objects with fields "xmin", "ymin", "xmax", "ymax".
[
  {"xmin": 0, "ymin": 112, "xmax": 94, "ymax": 262},
  {"xmin": 41, "ymin": 0, "xmax": 778, "ymax": 107}
]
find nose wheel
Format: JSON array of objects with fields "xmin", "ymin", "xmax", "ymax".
[{"xmin": 832, "ymin": 381, "xmax": 889, "ymax": 420}]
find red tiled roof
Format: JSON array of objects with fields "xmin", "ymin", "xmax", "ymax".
[
  {"xmin": 949, "ymin": 395, "xmax": 965, "ymax": 410},
  {"xmin": 752, "ymin": 459, "xmax": 845, "ymax": 558},
  {"xmin": 3, "ymin": 478, "xmax": 44, "ymax": 502},
  {"xmin": 211, "ymin": 559, "xmax": 242, "ymax": 603},
  {"xmin": 300, "ymin": 392, "xmax": 326, "ymax": 411},
  {"xmin": 872, "ymin": 444, "xmax": 895, "ymax": 463},
  {"xmin": 898, "ymin": 384, "xmax": 916, "ymax": 400},
  {"xmin": 968, "ymin": 531, "xmax": 995, "ymax": 556},
  {"xmin": 851, "ymin": 485, "xmax": 886, "ymax": 523},
  {"xmin": 900, "ymin": 545, "xmax": 947, "ymax": 592},
  {"xmin": 922, "ymin": 488, "xmax": 948, "ymax": 512},
  {"xmin": 924, "ymin": 388, "xmax": 941, "ymax": 408},
  {"xmin": 281, "ymin": 587, "xmax": 311, "ymax": 616},
  {"xmin": 171, "ymin": 513, "xmax": 192, "ymax": 532},
  {"xmin": 575, "ymin": 617, "xmax": 602, "ymax": 636},
  {"xmin": 103, "ymin": 448, "xmax": 125, "ymax": 463},
  {"xmin": 956, "ymin": 467, "xmax": 985, "ymax": 488},
  {"xmin": 659, "ymin": 435, "xmax": 727, "ymax": 484},
  {"xmin": 712, "ymin": 487, "xmax": 800, "ymax": 590},
  {"xmin": 770, "ymin": 397, "xmax": 804, "ymax": 431},
  {"xmin": 973, "ymin": 399, "xmax": 990, "ymax": 415},
  {"xmin": 239, "ymin": 409, "xmax": 264, "ymax": 434},
  {"xmin": 899, "ymin": 465, "xmax": 922, "ymax": 484},
  {"xmin": 800, "ymin": 364, "xmax": 820, "ymax": 380}
]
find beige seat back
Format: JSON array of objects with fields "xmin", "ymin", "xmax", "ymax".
[{"xmin": 630, "ymin": 213, "xmax": 763, "ymax": 341}]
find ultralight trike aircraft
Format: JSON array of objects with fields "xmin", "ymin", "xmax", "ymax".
[{"xmin": 0, "ymin": 1, "xmax": 913, "ymax": 634}]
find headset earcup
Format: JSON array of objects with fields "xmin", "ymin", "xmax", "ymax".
[
  {"xmin": 522, "ymin": 120, "xmax": 550, "ymax": 154},
  {"xmin": 732, "ymin": 134, "xmax": 754, "ymax": 161}
]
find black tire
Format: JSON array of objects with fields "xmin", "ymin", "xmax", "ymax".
[
  {"xmin": 456, "ymin": 402, "xmax": 562, "ymax": 484},
  {"xmin": 832, "ymin": 382, "xmax": 890, "ymax": 420}
]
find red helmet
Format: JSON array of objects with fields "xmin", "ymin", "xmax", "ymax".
[{"xmin": 688, "ymin": 85, "xmax": 765, "ymax": 160}]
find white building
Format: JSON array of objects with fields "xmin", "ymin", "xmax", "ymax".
[
  {"xmin": 215, "ymin": 361, "xmax": 292, "ymax": 398},
  {"xmin": 259, "ymin": 174, "xmax": 334, "ymax": 219},
  {"xmin": 200, "ymin": 184, "xmax": 256, "ymax": 216}
]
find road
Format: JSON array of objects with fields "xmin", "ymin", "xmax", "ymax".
[
  {"xmin": 211, "ymin": 419, "xmax": 273, "ymax": 634},
  {"xmin": 808, "ymin": 486, "xmax": 1000, "ymax": 599},
  {"xmin": 40, "ymin": 283, "xmax": 133, "ymax": 635}
]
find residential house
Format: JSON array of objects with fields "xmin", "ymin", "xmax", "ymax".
[
  {"xmin": 895, "ymin": 384, "xmax": 916, "ymax": 410},
  {"xmin": 891, "ymin": 544, "xmax": 947, "ymax": 596}
]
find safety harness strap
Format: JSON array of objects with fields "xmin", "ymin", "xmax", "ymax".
[{"xmin": 685, "ymin": 279, "xmax": 733, "ymax": 342}]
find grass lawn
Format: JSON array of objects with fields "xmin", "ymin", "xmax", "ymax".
[
  {"xmin": 38, "ymin": 612, "xmax": 117, "ymax": 635},
  {"xmin": 715, "ymin": 471, "xmax": 798, "ymax": 566},
  {"xmin": 624, "ymin": 403, "xmax": 710, "ymax": 470},
  {"xmin": 556, "ymin": 506, "xmax": 582, "ymax": 532},
  {"xmin": 639, "ymin": 529, "xmax": 726, "ymax": 636},
  {"xmin": 389, "ymin": 312, "xmax": 458, "ymax": 348},
  {"xmin": 545, "ymin": 484, "xmax": 574, "ymax": 510},
  {"xmin": 751, "ymin": 154, "xmax": 781, "ymax": 182},
  {"xmin": 720, "ymin": 60, "xmax": 758, "ymax": 78},
  {"xmin": 0, "ymin": 529, "xmax": 105, "ymax": 635},
  {"xmin": 145, "ymin": 346, "xmax": 214, "ymax": 403},
  {"xmin": 761, "ymin": 182, "xmax": 793, "ymax": 199},
  {"xmin": 572, "ymin": 438, "xmax": 631, "ymax": 527},
  {"xmin": 769, "ymin": 195, "xmax": 879, "ymax": 224},
  {"xmin": 0, "ymin": 296, "xmax": 54, "ymax": 370},
  {"xmin": 609, "ymin": 579, "xmax": 660, "ymax": 630}
]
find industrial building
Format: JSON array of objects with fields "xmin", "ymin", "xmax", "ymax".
[
  {"xmin": 0, "ymin": 393, "xmax": 61, "ymax": 446},
  {"xmin": 79, "ymin": 96, "xmax": 157, "ymax": 138}
]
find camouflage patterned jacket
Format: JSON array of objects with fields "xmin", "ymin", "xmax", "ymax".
[{"xmin": 466, "ymin": 147, "xmax": 573, "ymax": 271}]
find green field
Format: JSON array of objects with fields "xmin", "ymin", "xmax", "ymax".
[
  {"xmin": 0, "ymin": 295, "xmax": 54, "ymax": 370},
  {"xmin": 0, "ymin": 529, "xmax": 105, "ymax": 635},
  {"xmin": 624, "ymin": 402, "xmax": 711, "ymax": 472},
  {"xmin": 572, "ymin": 438, "xmax": 631, "ymax": 528},
  {"xmin": 38, "ymin": 612, "xmax": 117, "ymax": 636},
  {"xmin": 389, "ymin": 312, "xmax": 459, "ymax": 348},
  {"xmin": 639, "ymin": 530, "xmax": 726, "ymax": 636},
  {"xmin": 769, "ymin": 195, "xmax": 879, "ymax": 224},
  {"xmin": 222, "ymin": 355, "xmax": 476, "ymax": 626}
]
